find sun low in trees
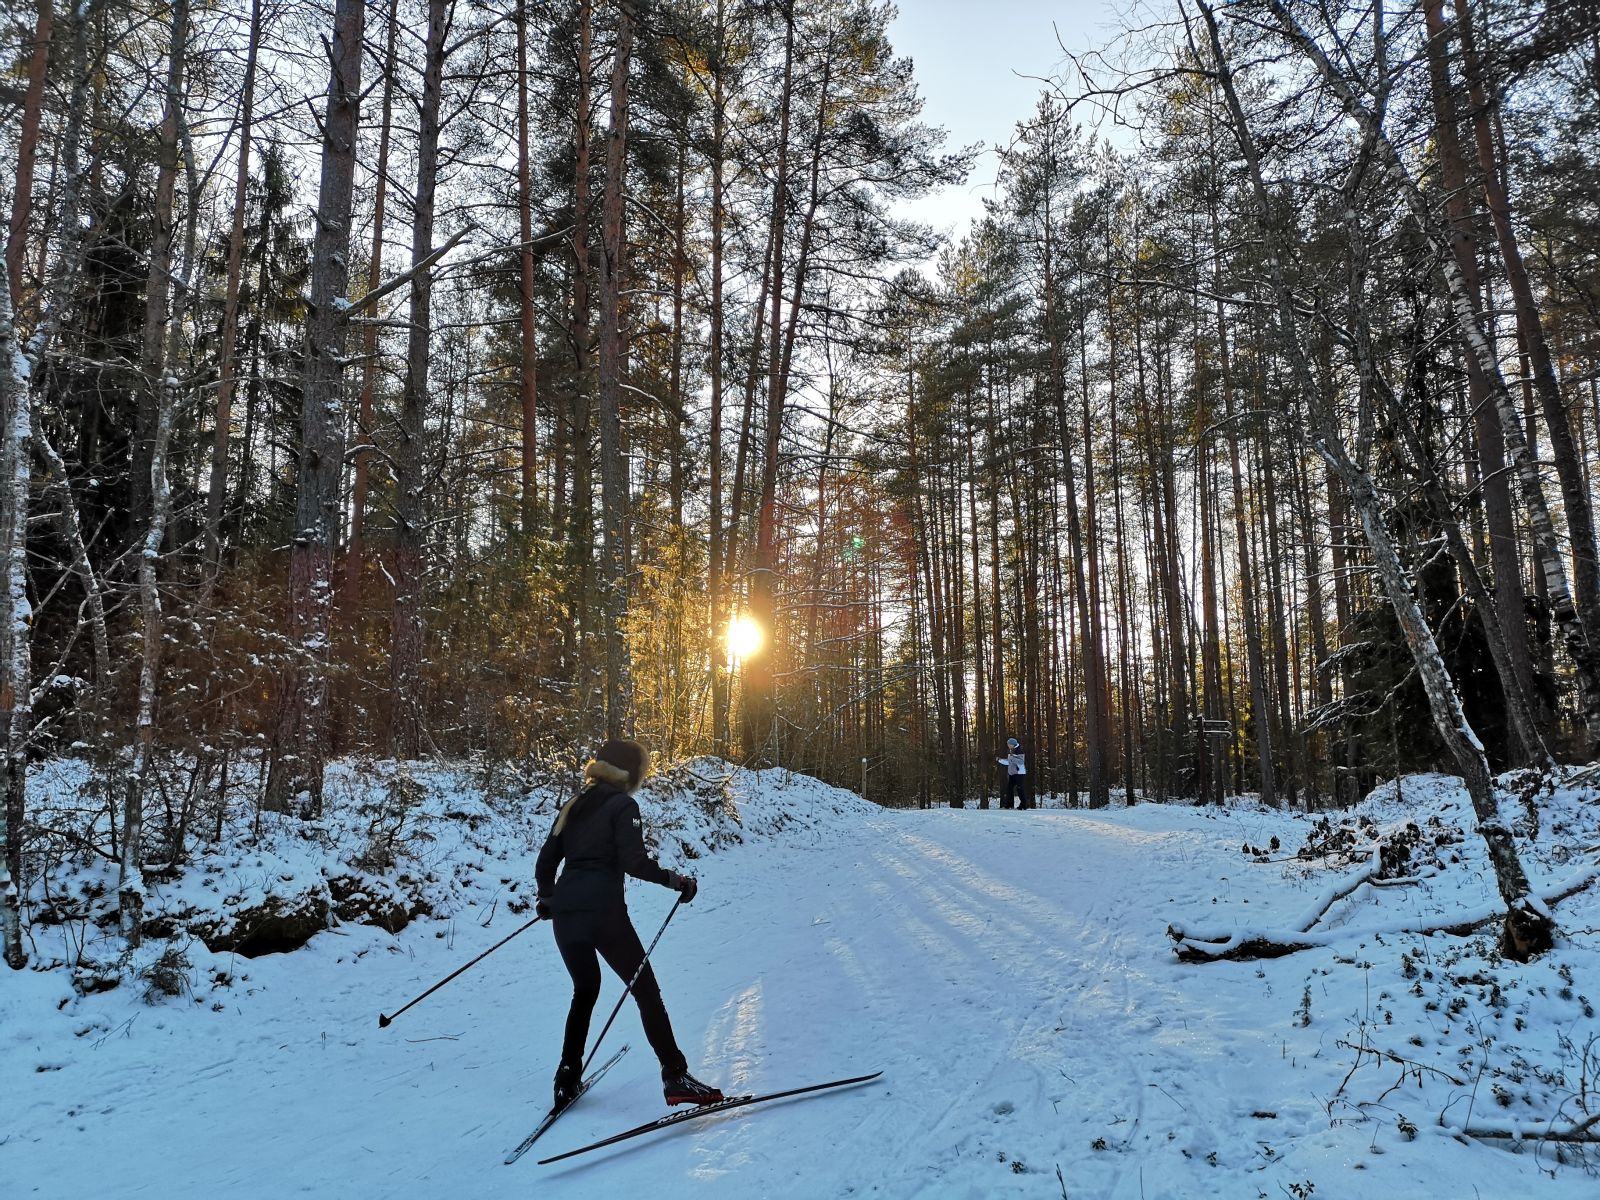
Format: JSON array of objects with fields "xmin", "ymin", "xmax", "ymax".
[{"xmin": 737, "ymin": 0, "xmax": 971, "ymax": 766}]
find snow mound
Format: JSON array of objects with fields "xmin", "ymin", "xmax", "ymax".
[
  {"xmin": 20, "ymin": 756, "xmax": 870, "ymax": 985},
  {"xmin": 575, "ymin": 756, "xmax": 875, "ymax": 871}
]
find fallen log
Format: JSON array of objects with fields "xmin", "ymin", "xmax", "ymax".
[
  {"xmin": 1449, "ymin": 1110, "xmax": 1600, "ymax": 1146},
  {"xmin": 1168, "ymin": 864, "xmax": 1599, "ymax": 963}
]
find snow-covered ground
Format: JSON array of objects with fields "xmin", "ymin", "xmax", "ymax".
[{"xmin": 4, "ymin": 761, "xmax": 1598, "ymax": 1197}]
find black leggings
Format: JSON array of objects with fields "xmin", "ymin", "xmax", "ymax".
[
  {"xmin": 1002, "ymin": 774, "xmax": 1033, "ymax": 809},
  {"xmin": 553, "ymin": 907, "xmax": 687, "ymax": 1075}
]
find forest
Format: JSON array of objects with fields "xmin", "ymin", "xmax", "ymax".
[{"xmin": 3, "ymin": 0, "xmax": 1600, "ymax": 974}]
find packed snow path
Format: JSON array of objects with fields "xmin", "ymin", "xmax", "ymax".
[{"xmin": 8, "ymin": 797, "xmax": 1595, "ymax": 1198}]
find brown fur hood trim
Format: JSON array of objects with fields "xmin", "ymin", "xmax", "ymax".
[
  {"xmin": 583, "ymin": 758, "xmax": 633, "ymax": 787},
  {"xmin": 553, "ymin": 759, "xmax": 634, "ymax": 835}
]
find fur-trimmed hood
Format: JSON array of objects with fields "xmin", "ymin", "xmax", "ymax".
[
  {"xmin": 584, "ymin": 759, "xmax": 633, "ymax": 787},
  {"xmin": 554, "ymin": 741, "xmax": 650, "ymax": 836},
  {"xmin": 585, "ymin": 737, "xmax": 650, "ymax": 793}
]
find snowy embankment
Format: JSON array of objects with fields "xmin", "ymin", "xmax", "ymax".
[{"xmin": 4, "ymin": 760, "xmax": 1598, "ymax": 1198}]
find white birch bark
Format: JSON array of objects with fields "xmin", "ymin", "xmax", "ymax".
[
  {"xmin": 120, "ymin": 377, "xmax": 176, "ymax": 946},
  {"xmin": 132, "ymin": 0, "xmax": 189, "ymax": 527},
  {"xmin": 120, "ymin": 0, "xmax": 200, "ymax": 940},
  {"xmin": 0, "ymin": 256, "xmax": 32, "ymax": 969},
  {"xmin": 36, "ymin": 438, "xmax": 111, "ymax": 715},
  {"xmin": 204, "ymin": 0, "xmax": 263, "ymax": 575}
]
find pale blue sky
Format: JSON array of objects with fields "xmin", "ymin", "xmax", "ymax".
[{"xmin": 887, "ymin": 0, "xmax": 1128, "ymax": 238}]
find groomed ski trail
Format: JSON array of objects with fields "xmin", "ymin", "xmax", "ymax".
[{"xmin": 534, "ymin": 807, "xmax": 1258, "ymax": 1197}]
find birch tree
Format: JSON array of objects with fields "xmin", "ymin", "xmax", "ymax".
[
  {"xmin": 0, "ymin": 258, "xmax": 30, "ymax": 969},
  {"xmin": 204, "ymin": 0, "xmax": 265, "ymax": 575},
  {"xmin": 1255, "ymin": 0, "xmax": 1600, "ymax": 753}
]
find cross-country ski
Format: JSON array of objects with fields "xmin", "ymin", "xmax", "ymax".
[
  {"xmin": 503, "ymin": 1044, "xmax": 629, "ymax": 1165},
  {"xmin": 537, "ymin": 1071, "xmax": 885, "ymax": 1166}
]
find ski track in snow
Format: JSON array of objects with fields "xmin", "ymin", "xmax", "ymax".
[{"xmin": 6, "ymin": 787, "xmax": 1598, "ymax": 1199}]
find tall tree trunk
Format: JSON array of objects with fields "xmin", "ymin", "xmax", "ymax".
[
  {"xmin": 516, "ymin": 0, "xmax": 541, "ymax": 536},
  {"xmin": 596, "ymin": 0, "xmax": 634, "ymax": 738},
  {"xmin": 1258, "ymin": 423, "xmax": 1300, "ymax": 805},
  {"xmin": 947, "ymin": 457, "xmax": 970, "ymax": 799},
  {"xmin": 707, "ymin": 0, "xmax": 730, "ymax": 755},
  {"xmin": 1261, "ymin": 0, "xmax": 1600, "ymax": 753},
  {"xmin": 0, "ymin": 259, "xmax": 31, "ymax": 968},
  {"xmin": 967, "ymin": 403, "xmax": 990, "ymax": 805},
  {"xmin": 205, "ymin": 0, "xmax": 263, "ymax": 574},
  {"xmin": 742, "ymin": 2, "xmax": 796, "ymax": 762},
  {"xmin": 122, "ymin": 355, "xmax": 178, "ymax": 947},
  {"xmin": 987, "ymin": 375, "xmax": 1006, "ymax": 787},
  {"xmin": 1195, "ymin": 312, "xmax": 1225, "ymax": 804},
  {"xmin": 21, "ymin": 5, "xmax": 101, "ymax": 811},
  {"xmin": 390, "ymin": 0, "xmax": 449, "ymax": 759},
  {"xmin": 1149, "ymin": 330, "xmax": 1191, "ymax": 798},
  {"xmin": 5, "ymin": 0, "xmax": 53, "ymax": 317},
  {"xmin": 668, "ymin": 136, "xmax": 687, "ymax": 529},
  {"xmin": 1077, "ymin": 306, "xmax": 1113, "ymax": 808},
  {"xmin": 566, "ymin": 0, "xmax": 596, "ymax": 680},
  {"xmin": 1209, "ymin": 187, "xmax": 1276, "ymax": 807},
  {"xmin": 1034, "ymin": 188, "xmax": 1106, "ymax": 807},
  {"xmin": 1422, "ymin": 0, "xmax": 1539, "ymax": 741},
  {"xmin": 1454, "ymin": 0, "xmax": 1600, "ymax": 681},
  {"xmin": 1105, "ymin": 238, "xmax": 1139, "ymax": 801},
  {"xmin": 1293, "ymin": 443, "xmax": 1333, "ymax": 799},
  {"xmin": 345, "ymin": 0, "xmax": 400, "ymax": 608},
  {"xmin": 1340, "ymin": 166, "xmax": 1553, "ymax": 771},
  {"xmin": 125, "ymin": 0, "xmax": 201, "ymax": 942},
  {"xmin": 722, "ymin": 207, "xmax": 780, "ymax": 619},
  {"xmin": 266, "ymin": 0, "xmax": 364, "ymax": 814},
  {"xmin": 132, "ymin": 0, "xmax": 189, "ymax": 532},
  {"xmin": 906, "ymin": 368, "xmax": 952, "ymax": 799}
]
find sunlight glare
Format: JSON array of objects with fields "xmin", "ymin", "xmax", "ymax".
[{"xmin": 727, "ymin": 613, "xmax": 765, "ymax": 661}]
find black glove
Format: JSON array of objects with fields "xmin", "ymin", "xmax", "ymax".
[
  {"xmin": 668, "ymin": 872, "xmax": 698, "ymax": 904},
  {"xmin": 536, "ymin": 894, "xmax": 554, "ymax": 920}
]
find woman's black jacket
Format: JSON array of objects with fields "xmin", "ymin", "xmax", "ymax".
[{"xmin": 535, "ymin": 782, "xmax": 675, "ymax": 913}]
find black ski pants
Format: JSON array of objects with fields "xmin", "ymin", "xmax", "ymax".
[
  {"xmin": 1002, "ymin": 774, "xmax": 1033, "ymax": 810},
  {"xmin": 553, "ymin": 906, "xmax": 687, "ymax": 1075}
]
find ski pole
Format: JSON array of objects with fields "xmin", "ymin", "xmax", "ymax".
[
  {"xmin": 378, "ymin": 914, "xmax": 543, "ymax": 1028},
  {"xmin": 582, "ymin": 896, "xmax": 682, "ymax": 1072}
]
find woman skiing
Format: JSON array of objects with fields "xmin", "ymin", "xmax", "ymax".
[{"xmin": 535, "ymin": 738, "xmax": 723, "ymax": 1110}]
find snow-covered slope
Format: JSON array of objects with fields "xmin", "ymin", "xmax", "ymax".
[{"xmin": 4, "ymin": 762, "xmax": 1597, "ymax": 1198}]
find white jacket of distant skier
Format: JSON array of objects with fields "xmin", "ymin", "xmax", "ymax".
[{"xmin": 997, "ymin": 748, "xmax": 1026, "ymax": 776}]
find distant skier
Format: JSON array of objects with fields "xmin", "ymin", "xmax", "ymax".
[
  {"xmin": 996, "ymin": 737, "xmax": 1033, "ymax": 810},
  {"xmin": 536, "ymin": 738, "xmax": 723, "ymax": 1110}
]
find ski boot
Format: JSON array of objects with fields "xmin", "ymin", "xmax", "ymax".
[
  {"xmin": 662, "ymin": 1068, "xmax": 725, "ymax": 1107},
  {"xmin": 553, "ymin": 1061, "xmax": 583, "ymax": 1110}
]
